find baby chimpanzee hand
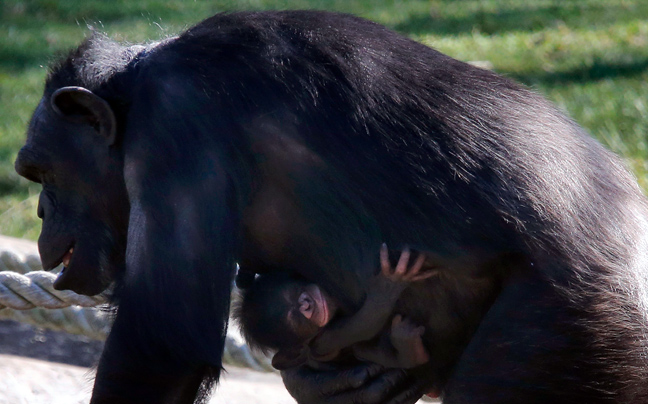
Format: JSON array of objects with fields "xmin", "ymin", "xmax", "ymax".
[
  {"xmin": 380, "ymin": 244, "xmax": 435, "ymax": 283},
  {"xmin": 390, "ymin": 315, "xmax": 430, "ymax": 367}
]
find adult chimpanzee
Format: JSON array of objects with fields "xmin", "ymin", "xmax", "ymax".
[{"xmin": 14, "ymin": 10, "xmax": 648, "ymax": 404}]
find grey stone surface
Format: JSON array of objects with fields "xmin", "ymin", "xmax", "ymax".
[{"xmin": 0, "ymin": 354, "xmax": 296, "ymax": 404}]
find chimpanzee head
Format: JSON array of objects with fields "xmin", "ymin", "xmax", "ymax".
[{"xmin": 15, "ymin": 45, "xmax": 132, "ymax": 295}]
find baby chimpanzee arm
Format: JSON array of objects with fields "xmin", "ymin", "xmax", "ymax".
[
  {"xmin": 351, "ymin": 315, "xmax": 430, "ymax": 368},
  {"xmin": 311, "ymin": 247, "xmax": 433, "ymax": 358}
]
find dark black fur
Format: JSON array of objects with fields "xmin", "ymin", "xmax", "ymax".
[
  {"xmin": 15, "ymin": 10, "xmax": 648, "ymax": 404},
  {"xmin": 236, "ymin": 273, "xmax": 313, "ymax": 352}
]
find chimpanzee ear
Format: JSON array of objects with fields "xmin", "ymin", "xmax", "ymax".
[
  {"xmin": 51, "ymin": 86, "xmax": 117, "ymax": 145},
  {"xmin": 271, "ymin": 348, "xmax": 308, "ymax": 370}
]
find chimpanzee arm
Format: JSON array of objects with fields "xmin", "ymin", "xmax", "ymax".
[
  {"xmin": 92, "ymin": 167, "xmax": 238, "ymax": 403},
  {"xmin": 311, "ymin": 248, "xmax": 432, "ymax": 357},
  {"xmin": 352, "ymin": 315, "xmax": 430, "ymax": 369},
  {"xmin": 352, "ymin": 342, "xmax": 406, "ymax": 369},
  {"xmin": 91, "ymin": 70, "xmax": 245, "ymax": 403},
  {"xmin": 310, "ymin": 277, "xmax": 405, "ymax": 358}
]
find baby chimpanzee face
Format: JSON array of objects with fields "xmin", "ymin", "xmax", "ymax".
[
  {"xmin": 237, "ymin": 273, "xmax": 340, "ymax": 353},
  {"xmin": 284, "ymin": 281, "xmax": 338, "ymax": 341}
]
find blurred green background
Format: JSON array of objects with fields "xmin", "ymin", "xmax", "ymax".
[{"xmin": 1, "ymin": 0, "xmax": 647, "ymax": 240}]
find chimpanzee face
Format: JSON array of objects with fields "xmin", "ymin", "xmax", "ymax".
[{"xmin": 15, "ymin": 87, "xmax": 129, "ymax": 295}]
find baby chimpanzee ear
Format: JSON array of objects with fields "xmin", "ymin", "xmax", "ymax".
[{"xmin": 272, "ymin": 347, "xmax": 308, "ymax": 370}]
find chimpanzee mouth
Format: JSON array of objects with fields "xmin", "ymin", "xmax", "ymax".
[
  {"xmin": 55, "ymin": 244, "xmax": 75, "ymax": 276},
  {"xmin": 61, "ymin": 246, "xmax": 74, "ymax": 268},
  {"xmin": 52, "ymin": 243, "xmax": 76, "ymax": 291}
]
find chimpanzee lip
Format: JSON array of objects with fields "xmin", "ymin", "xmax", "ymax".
[{"xmin": 41, "ymin": 241, "xmax": 74, "ymax": 270}]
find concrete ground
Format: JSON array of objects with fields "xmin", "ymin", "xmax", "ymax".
[
  {"xmin": 0, "ymin": 354, "xmax": 295, "ymax": 404},
  {"xmin": 0, "ymin": 320, "xmax": 438, "ymax": 404},
  {"xmin": 0, "ymin": 320, "xmax": 295, "ymax": 404}
]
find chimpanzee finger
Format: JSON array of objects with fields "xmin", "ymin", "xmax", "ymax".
[
  {"xmin": 383, "ymin": 381, "xmax": 426, "ymax": 404},
  {"xmin": 281, "ymin": 364, "xmax": 416, "ymax": 404},
  {"xmin": 394, "ymin": 248, "xmax": 411, "ymax": 276},
  {"xmin": 402, "ymin": 253, "xmax": 426, "ymax": 280},
  {"xmin": 348, "ymin": 368, "xmax": 417, "ymax": 404},
  {"xmin": 380, "ymin": 243, "xmax": 391, "ymax": 277},
  {"xmin": 286, "ymin": 362, "xmax": 385, "ymax": 396},
  {"xmin": 322, "ymin": 364, "xmax": 381, "ymax": 395},
  {"xmin": 409, "ymin": 270, "xmax": 439, "ymax": 282}
]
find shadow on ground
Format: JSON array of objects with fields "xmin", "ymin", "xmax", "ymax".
[{"xmin": 0, "ymin": 319, "xmax": 104, "ymax": 367}]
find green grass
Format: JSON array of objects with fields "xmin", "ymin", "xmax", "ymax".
[{"xmin": 2, "ymin": 0, "xmax": 648, "ymax": 240}]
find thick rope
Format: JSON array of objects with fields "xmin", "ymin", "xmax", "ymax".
[
  {"xmin": 0, "ymin": 305, "xmax": 111, "ymax": 340},
  {"xmin": 0, "ymin": 236, "xmax": 44, "ymax": 274},
  {"xmin": 0, "ymin": 271, "xmax": 106, "ymax": 310},
  {"xmin": 0, "ymin": 235, "xmax": 273, "ymax": 371}
]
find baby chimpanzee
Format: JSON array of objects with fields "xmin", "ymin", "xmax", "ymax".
[{"xmin": 237, "ymin": 246, "xmax": 435, "ymax": 370}]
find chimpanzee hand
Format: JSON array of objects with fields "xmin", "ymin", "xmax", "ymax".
[
  {"xmin": 380, "ymin": 244, "xmax": 436, "ymax": 284},
  {"xmin": 367, "ymin": 245, "xmax": 436, "ymax": 297},
  {"xmin": 280, "ymin": 362, "xmax": 426, "ymax": 404}
]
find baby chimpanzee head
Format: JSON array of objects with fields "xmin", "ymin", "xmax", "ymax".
[{"xmin": 236, "ymin": 273, "xmax": 338, "ymax": 352}]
